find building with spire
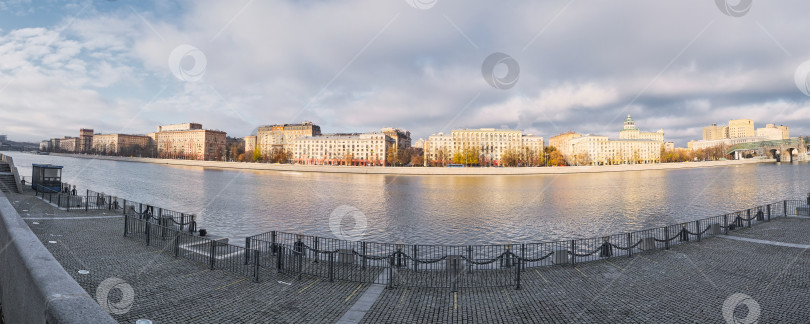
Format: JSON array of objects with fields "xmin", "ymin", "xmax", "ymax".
[{"xmin": 566, "ymin": 115, "xmax": 664, "ymax": 165}]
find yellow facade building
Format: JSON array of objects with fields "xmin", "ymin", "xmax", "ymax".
[
  {"xmin": 256, "ymin": 121, "xmax": 321, "ymax": 157},
  {"xmin": 729, "ymin": 119, "xmax": 755, "ymax": 138},
  {"xmin": 150, "ymin": 123, "xmax": 226, "ymax": 160},
  {"xmin": 424, "ymin": 128, "xmax": 543, "ymax": 166},
  {"xmin": 92, "ymin": 133, "xmax": 152, "ymax": 154}
]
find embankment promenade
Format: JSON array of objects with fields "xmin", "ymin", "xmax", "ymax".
[
  {"xmin": 8, "ymin": 187, "xmax": 810, "ymax": 323},
  {"xmin": 51, "ymin": 153, "xmax": 776, "ymax": 175}
]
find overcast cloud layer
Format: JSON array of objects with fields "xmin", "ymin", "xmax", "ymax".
[{"xmin": 1, "ymin": 0, "xmax": 809, "ymax": 146}]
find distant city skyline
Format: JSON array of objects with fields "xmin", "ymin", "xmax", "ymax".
[{"xmin": 2, "ymin": 1, "xmax": 810, "ymax": 146}]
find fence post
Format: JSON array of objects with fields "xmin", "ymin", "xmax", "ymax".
[
  {"xmin": 361, "ymin": 242, "xmax": 367, "ymax": 269},
  {"xmin": 209, "ymin": 240, "xmax": 217, "ymax": 270},
  {"xmin": 467, "ymin": 246, "xmax": 473, "ymax": 274},
  {"xmin": 696, "ymin": 220, "xmax": 701, "ymax": 242},
  {"xmin": 747, "ymin": 209, "xmax": 751, "ymax": 227},
  {"xmin": 180, "ymin": 213, "xmax": 185, "ymax": 232},
  {"xmin": 271, "ymin": 231, "xmax": 277, "ymax": 255},
  {"xmin": 387, "ymin": 255, "xmax": 394, "ymax": 290},
  {"xmin": 123, "ymin": 215, "xmax": 129, "ymax": 237},
  {"xmin": 253, "ymin": 250, "xmax": 261, "ymax": 283},
  {"xmin": 570, "ymin": 240, "xmax": 576, "ymax": 266},
  {"xmin": 139, "ymin": 203, "xmax": 143, "ymax": 218},
  {"xmin": 276, "ymin": 246, "xmax": 283, "ymax": 272},
  {"xmin": 664, "ymin": 227, "xmax": 670, "ymax": 250},
  {"xmin": 328, "ymin": 252, "xmax": 335, "ymax": 282},
  {"xmin": 122, "ymin": 199, "xmax": 126, "ymax": 215},
  {"xmin": 627, "ymin": 233, "xmax": 633, "ymax": 258},
  {"xmin": 514, "ymin": 254, "xmax": 521, "ymax": 290},
  {"xmin": 767, "ymin": 204, "xmax": 771, "ymax": 221},
  {"xmin": 784, "ymin": 200, "xmax": 788, "ymax": 217},
  {"xmin": 413, "ymin": 245, "xmax": 418, "ymax": 272},
  {"xmin": 245, "ymin": 238, "xmax": 251, "ymax": 265},
  {"xmin": 297, "ymin": 245, "xmax": 303, "ymax": 281},
  {"xmin": 723, "ymin": 215, "xmax": 728, "ymax": 234},
  {"xmin": 313, "ymin": 237, "xmax": 319, "ymax": 263},
  {"xmin": 145, "ymin": 221, "xmax": 151, "ymax": 246},
  {"xmin": 57, "ymin": 194, "xmax": 61, "ymax": 208},
  {"xmin": 174, "ymin": 234, "xmax": 180, "ymax": 257},
  {"xmin": 66, "ymin": 196, "xmax": 70, "ymax": 212}
]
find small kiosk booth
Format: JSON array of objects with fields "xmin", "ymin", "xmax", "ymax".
[{"xmin": 31, "ymin": 164, "xmax": 63, "ymax": 193}]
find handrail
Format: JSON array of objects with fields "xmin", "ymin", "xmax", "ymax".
[{"xmin": 0, "ymin": 154, "xmax": 22, "ymax": 193}]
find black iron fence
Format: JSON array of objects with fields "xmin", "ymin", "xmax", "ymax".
[
  {"xmin": 124, "ymin": 214, "xmax": 258, "ymax": 281},
  {"xmin": 242, "ymin": 198, "xmax": 810, "ymax": 290},
  {"xmin": 34, "ymin": 189, "xmax": 197, "ymax": 232}
]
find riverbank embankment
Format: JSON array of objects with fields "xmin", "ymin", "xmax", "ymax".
[{"xmin": 50, "ymin": 153, "xmax": 777, "ymax": 175}]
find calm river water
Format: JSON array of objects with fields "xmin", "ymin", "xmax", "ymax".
[{"xmin": 5, "ymin": 152, "xmax": 810, "ymax": 245}]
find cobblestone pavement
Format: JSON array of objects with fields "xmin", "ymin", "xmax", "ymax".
[
  {"xmin": 10, "ymin": 190, "xmax": 810, "ymax": 323},
  {"xmin": 10, "ymin": 191, "xmax": 366, "ymax": 323}
]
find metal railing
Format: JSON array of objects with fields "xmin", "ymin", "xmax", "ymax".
[
  {"xmin": 34, "ymin": 189, "xmax": 197, "ymax": 232},
  {"xmin": 124, "ymin": 215, "xmax": 258, "ymax": 281},
  {"xmin": 242, "ymin": 197, "xmax": 810, "ymax": 290}
]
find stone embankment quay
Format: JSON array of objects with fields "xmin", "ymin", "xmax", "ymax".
[
  {"xmin": 51, "ymin": 153, "xmax": 775, "ymax": 175},
  {"xmin": 5, "ymin": 186, "xmax": 810, "ymax": 322}
]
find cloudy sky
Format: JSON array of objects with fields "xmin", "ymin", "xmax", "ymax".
[{"xmin": 1, "ymin": 0, "xmax": 809, "ymax": 146}]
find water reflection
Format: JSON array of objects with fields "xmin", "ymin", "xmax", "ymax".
[{"xmin": 5, "ymin": 152, "xmax": 809, "ymax": 245}]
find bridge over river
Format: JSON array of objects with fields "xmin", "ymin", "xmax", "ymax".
[{"xmin": 729, "ymin": 138, "xmax": 808, "ymax": 162}]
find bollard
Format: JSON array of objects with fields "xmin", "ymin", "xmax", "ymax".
[
  {"xmin": 784, "ymin": 200, "xmax": 788, "ymax": 217},
  {"xmin": 245, "ymin": 238, "xmax": 251, "ymax": 265},
  {"xmin": 123, "ymin": 214, "xmax": 129, "ymax": 237},
  {"xmin": 723, "ymin": 215, "xmax": 728, "ymax": 234},
  {"xmin": 767, "ymin": 204, "xmax": 771, "ymax": 221},
  {"xmin": 664, "ymin": 227, "xmax": 670, "ymax": 250},
  {"xmin": 679, "ymin": 226, "xmax": 688, "ymax": 242},
  {"xmin": 756, "ymin": 209, "xmax": 764, "ymax": 221},
  {"xmin": 253, "ymin": 250, "xmax": 261, "ymax": 283},
  {"xmin": 66, "ymin": 196, "xmax": 70, "ymax": 212},
  {"xmin": 696, "ymin": 220, "xmax": 701, "ymax": 242},
  {"xmin": 328, "ymin": 252, "xmax": 335, "ymax": 282},
  {"xmin": 180, "ymin": 213, "xmax": 185, "ymax": 232},
  {"xmin": 122, "ymin": 199, "xmax": 126, "ymax": 215},
  {"xmin": 747, "ymin": 209, "xmax": 751, "ymax": 227},
  {"xmin": 209, "ymin": 240, "xmax": 217, "ymax": 270},
  {"xmin": 57, "ymin": 194, "xmax": 61, "ymax": 207}
]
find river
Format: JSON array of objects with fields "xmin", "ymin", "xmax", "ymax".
[{"xmin": 5, "ymin": 151, "xmax": 809, "ymax": 245}]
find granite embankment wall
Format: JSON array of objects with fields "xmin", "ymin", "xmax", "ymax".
[
  {"xmin": 0, "ymin": 191, "xmax": 115, "ymax": 323},
  {"xmin": 53, "ymin": 153, "xmax": 774, "ymax": 175}
]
